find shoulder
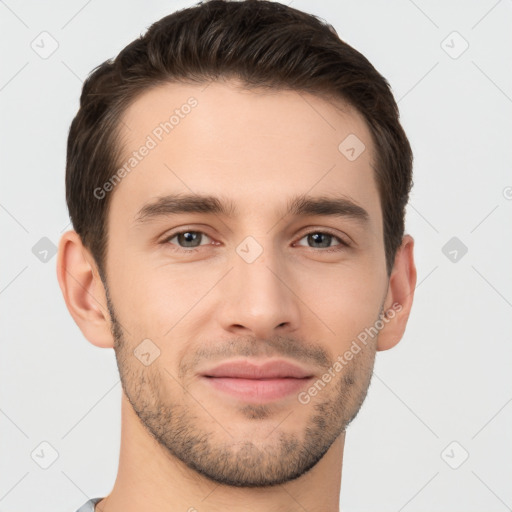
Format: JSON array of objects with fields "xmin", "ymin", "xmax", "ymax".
[{"xmin": 74, "ymin": 497, "xmax": 104, "ymax": 512}]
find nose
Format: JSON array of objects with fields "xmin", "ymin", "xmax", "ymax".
[{"xmin": 217, "ymin": 249, "xmax": 301, "ymax": 340}]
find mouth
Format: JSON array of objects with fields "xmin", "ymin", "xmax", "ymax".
[{"xmin": 199, "ymin": 359, "xmax": 315, "ymax": 403}]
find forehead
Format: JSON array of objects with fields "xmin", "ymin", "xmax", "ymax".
[{"xmin": 110, "ymin": 79, "xmax": 381, "ymax": 230}]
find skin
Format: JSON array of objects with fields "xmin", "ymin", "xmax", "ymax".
[{"xmin": 57, "ymin": 79, "xmax": 416, "ymax": 512}]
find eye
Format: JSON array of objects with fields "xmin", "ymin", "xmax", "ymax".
[
  {"xmin": 294, "ymin": 230, "xmax": 349, "ymax": 252},
  {"xmin": 163, "ymin": 230, "xmax": 214, "ymax": 252},
  {"xmin": 161, "ymin": 228, "xmax": 350, "ymax": 255}
]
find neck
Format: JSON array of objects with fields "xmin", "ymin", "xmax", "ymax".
[{"xmin": 96, "ymin": 394, "xmax": 345, "ymax": 512}]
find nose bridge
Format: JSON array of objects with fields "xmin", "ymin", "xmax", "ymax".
[{"xmin": 218, "ymin": 236, "xmax": 300, "ymax": 337}]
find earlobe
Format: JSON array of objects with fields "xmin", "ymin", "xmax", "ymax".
[
  {"xmin": 56, "ymin": 230, "xmax": 114, "ymax": 349},
  {"xmin": 377, "ymin": 234, "xmax": 417, "ymax": 352}
]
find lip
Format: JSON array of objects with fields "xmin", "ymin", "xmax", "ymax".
[
  {"xmin": 199, "ymin": 359, "xmax": 315, "ymax": 403},
  {"xmin": 201, "ymin": 359, "xmax": 314, "ymax": 379}
]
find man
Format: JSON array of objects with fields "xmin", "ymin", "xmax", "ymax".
[{"xmin": 57, "ymin": 0, "xmax": 417, "ymax": 510}]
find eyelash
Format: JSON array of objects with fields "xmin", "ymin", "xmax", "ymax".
[{"xmin": 161, "ymin": 229, "xmax": 350, "ymax": 254}]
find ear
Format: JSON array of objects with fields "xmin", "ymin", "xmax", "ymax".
[
  {"xmin": 56, "ymin": 230, "xmax": 114, "ymax": 348},
  {"xmin": 377, "ymin": 234, "xmax": 417, "ymax": 352}
]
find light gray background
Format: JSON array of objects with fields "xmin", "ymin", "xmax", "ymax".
[{"xmin": 1, "ymin": 1, "xmax": 511, "ymax": 511}]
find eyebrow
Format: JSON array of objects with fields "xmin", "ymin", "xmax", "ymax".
[{"xmin": 133, "ymin": 193, "xmax": 370, "ymax": 225}]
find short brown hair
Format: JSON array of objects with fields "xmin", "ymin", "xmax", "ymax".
[{"xmin": 66, "ymin": 0, "xmax": 413, "ymax": 280}]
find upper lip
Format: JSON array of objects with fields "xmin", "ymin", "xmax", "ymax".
[{"xmin": 201, "ymin": 359, "xmax": 314, "ymax": 379}]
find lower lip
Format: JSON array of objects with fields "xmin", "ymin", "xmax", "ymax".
[{"xmin": 201, "ymin": 376, "xmax": 313, "ymax": 403}]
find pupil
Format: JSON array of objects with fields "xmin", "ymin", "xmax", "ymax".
[
  {"xmin": 310, "ymin": 233, "xmax": 330, "ymax": 248},
  {"xmin": 180, "ymin": 232, "xmax": 199, "ymax": 247}
]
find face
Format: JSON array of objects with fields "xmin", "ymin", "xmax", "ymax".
[{"xmin": 103, "ymin": 80, "xmax": 389, "ymax": 487}]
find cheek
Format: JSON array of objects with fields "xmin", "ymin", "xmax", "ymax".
[
  {"xmin": 109, "ymin": 256, "xmax": 213, "ymax": 341},
  {"xmin": 297, "ymin": 262, "xmax": 386, "ymax": 344}
]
